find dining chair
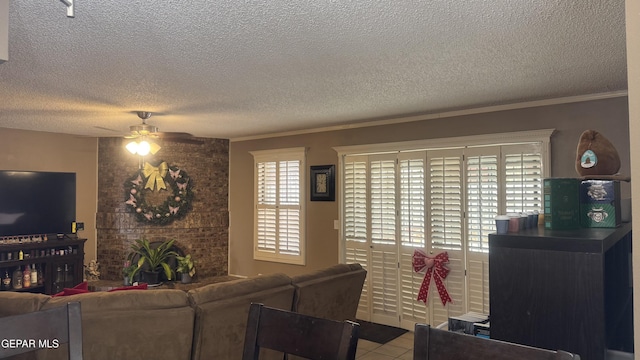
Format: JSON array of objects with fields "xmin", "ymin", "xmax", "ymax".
[
  {"xmin": 242, "ymin": 303, "xmax": 360, "ymax": 360},
  {"xmin": 0, "ymin": 302, "xmax": 83, "ymax": 360},
  {"xmin": 413, "ymin": 323, "xmax": 580, "ymax": 360}
]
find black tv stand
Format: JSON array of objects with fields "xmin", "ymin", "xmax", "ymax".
[
  {"xmin": 0, "ymin": 238, "xmax": 86, "ymax": 294},
  {"xmin": 56, "ymin": 233, "xmax": 78, "ymax": 240}
]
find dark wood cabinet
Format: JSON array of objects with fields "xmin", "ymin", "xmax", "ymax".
[
  {"xmin": 489, "ymin": 223, "xmax": 633, "ymax": 360},
  {"xmin": 0, "ymin": 238, "xmax": 86, "ymax": 295}
]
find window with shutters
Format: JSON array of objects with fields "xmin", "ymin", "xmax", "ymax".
[
  {"xmin": 336, "ymin": 129, "xmax": 552, "ymax": 328},
  {"xmin": 251, "ymin": 148, "xmax": 306, "ymax": 265}
]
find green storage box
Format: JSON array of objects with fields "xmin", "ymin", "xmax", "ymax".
[
  {"xmin": 543, "ymin": 178, "xmax": 580, "ymax": 230},
  {"xmin": 580, "ymin": 180, "xmax": 621, "ymax": 228}
]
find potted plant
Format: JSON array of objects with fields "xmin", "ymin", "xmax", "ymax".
[
  {"xmin": 122, "ymin": 260, "xmax": 138, "ymax": 286},
  {"xmin": 176, "ymin": 254, "xmax": 196, "ymax": 284},
  {"xmin": 129, "ymin": 239, "xmax": 177, "ymax": 285}
]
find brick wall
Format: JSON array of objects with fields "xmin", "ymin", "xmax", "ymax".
[{"xmin": 96, "ymin": 137, "xmax": 229, "ymax": 280}]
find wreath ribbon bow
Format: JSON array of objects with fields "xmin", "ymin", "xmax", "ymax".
[
  {"xmin": 143, "ymin": 162, "xmax": 168, "ymax": 191},
  {"xmin": 412, "ymin": 249, "xmax": 452, "ymax": 306}
]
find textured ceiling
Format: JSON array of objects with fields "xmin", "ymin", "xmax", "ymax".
[{"xmin": 0, "ymin": 1, "xmax": 628, "ymax": 140}]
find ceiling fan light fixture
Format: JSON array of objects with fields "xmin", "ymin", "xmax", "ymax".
[
  {"xmin": 137, "ymin": 140, "xmax": 151, "ymax": 156},
  {"xmin": 125, "ymin": 139, "xmax": 161, "ymax": 156},
  {"xmin": 125, "ymin": 141, "xmax": 139, "ymax": 154},
  {"xmin": 149, "ymin": 142, "xmax": 162, "ymax": 155},
  {"xmin": 129, "ymin": 123, "xmax": 158, "ymax": 136}
]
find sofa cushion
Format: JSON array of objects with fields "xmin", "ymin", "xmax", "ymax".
[
  {"xmin": 188, "ymin": 273, "xmax": 295, "ymax": 360},
  {"xmin": 0, "ymin": 291, "xmax": 49, "ymax": 318},
  {"xmin": 289, "ymin": 263, "xmax": 354, "ymax": 284},
  {"xmin": 40, "ymin": 289, "xmax": 194, "ymax": 360},
  {"xmin": 187, "ymin": 272, "xmax": 291, "ymax": 305}
]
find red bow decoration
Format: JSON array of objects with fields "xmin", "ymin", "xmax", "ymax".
[{"xmin": 412, "ymin": 250, "xmax": 453, "ymax": 306}]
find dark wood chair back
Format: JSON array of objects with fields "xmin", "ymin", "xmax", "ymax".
[
  {"xmin": 0, "ymin": 302, "xmax": 83, "ymax": 360},
  {"xmin": 242, "ymin": 303, "xmax": 360, "ymax": 360},
  {"xmin": 413, "ymin": 324, "xmax": 580, "ymax": 360}
]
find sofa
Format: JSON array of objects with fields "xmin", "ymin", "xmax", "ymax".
[{"xmin": 0, "ymin": 263, "xmax": 366, "ymax": 360}]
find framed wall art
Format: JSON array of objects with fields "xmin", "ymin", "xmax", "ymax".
[{"xmin": 310, "ymin": 165, "xmax": 335, "ymax": 201}]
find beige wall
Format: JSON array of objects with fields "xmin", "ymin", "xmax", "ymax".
[
  {"xmin": 625, "ymin": 0, "xmax": 639, "ymax": 353},
  {"xmin": 229, "ymin": 96, "xmax": 630, "ymax": 277},
  {"xmin": 0, "ymin": 128, "xmax": 98, "ymax": 264}
]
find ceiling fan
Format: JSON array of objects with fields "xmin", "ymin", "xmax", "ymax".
[{"xmin": 126, "ymin": 111, "xmax": 203, "ymax": 145}]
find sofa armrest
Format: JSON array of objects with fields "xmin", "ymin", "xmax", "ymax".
[{"xmin": 292, "ymin": 265, "xmax": 366, "ymax": 322}]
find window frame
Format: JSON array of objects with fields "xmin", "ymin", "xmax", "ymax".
[{"xmin": 250, "ymin": 147, "xmax": 306, "ymax": 265}]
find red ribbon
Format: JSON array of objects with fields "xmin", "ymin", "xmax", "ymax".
[{"xmin": 412, "ymin": 250, "xmax": 453, "ymax": 306}]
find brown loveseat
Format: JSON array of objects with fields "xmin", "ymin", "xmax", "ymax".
[{"xmin": 0, "ymin": 263, "xmax": 366, "ymax": 360}]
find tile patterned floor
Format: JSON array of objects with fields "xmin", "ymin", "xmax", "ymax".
[{"xmin": 356, "ymin": 332, "xmax": 414, "ymax": 360}]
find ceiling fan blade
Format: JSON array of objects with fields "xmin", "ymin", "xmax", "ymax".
[
  {"xmin": 168, "ymin": 138, "xmax": 205, "ymax": 145},
  {"xmin": 157, "ymin": 132, "xmax": 204, "ymax": 145},
  {"xmin": 94, "ymin": 126, "xmax": 122, "ymax": 133},
  {"xmin": 122, "ymin": 111, "xmax": 203, "ymax": 144},
  {"xmin": 156, "ymin": 132, "xmax": 194, "ymax": 139}
]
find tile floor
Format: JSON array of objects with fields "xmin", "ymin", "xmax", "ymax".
[
  {"xmin": 355, "ymin": 331, "xmax": 636, "ymax": 360},
  {"xmin": 356, "ymin": 331, "xmax": 414, "ymax": 360}
]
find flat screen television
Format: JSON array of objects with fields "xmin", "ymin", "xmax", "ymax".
[{"xmin": 0, "ymin": 171, "xmax": 76, "ymax": 237}]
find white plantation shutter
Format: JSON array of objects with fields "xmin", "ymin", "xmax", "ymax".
[
  {"xmin": 369, "ymin": 155, "xmax": 399, "ymax": 326},
  {"xmin": 465, "ymin": 148, "xmax": 499, "ymax": 253},
  {"xmin": 431, "ymin": 255, "xmax": 465, "ymax": 326},
  {"xmin": 427, "ymin": 149, "xmax": 465, "ymax": 325},
  {"xmin": 398, "ymin": 152, "xmax": 428, "ymax": 327},
  {"xmin": 467, "ymin": 258, "xmax": 490, "ymax": 314},
  {"xmin": 400, "ymin": 250, "xmax": 428, "ymax": 327},
  {"xmin": 278, "ymin": 161, "xmax": 301, "ymax": 255},
  {"xmin": 344, "ymin": 155, "xmax": 370, "ymax": 320},
  {"xmin": 503, "ymin": 144, "xmax": 543, "ymax": 214},
  {"xmin": 252, "ymin": 148, "xmax": 305, "ymax": 265},
  {"xmin": 370, "ymin": 157, "xmax": 396, "ymax": 245},
  {"xmin": 345, "ymin": 246, "xmax": 370, "ymax": 320},
  {"xmin": 257, "ymin": 208, "xmax": 276, "ymax": 252},
  {"xmin": 463, "ymin": 148, "xmax": 497, "ymax": 315},
  {"xmin": 257, "ymin": 162, "xmax": 277, "ymax": 252},
  {"xmin": 370, "ymin": 249, "xmax": 399, "ymax": 324},
  {"xmin": 428, "ymin": 151, "xmax": 463, "ymax": 251},
  {"xmin": 344, "ymin": 157, "xmax": 368, "ymax": 243},
  {"xmin": 399, "ymin": 154, "xmax": 426, "ymax": 248}
]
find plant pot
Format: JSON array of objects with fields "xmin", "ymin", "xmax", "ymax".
[
  {"xmin": 123, "ymin": 276, "xmax": 132, "ymax": 286},
  {"xmin": 142, "ymin": 270, "xmax": 160, "ymax": 285},
  {"xmin": 181, "ymin": 273, "xmax": 192, "ymax": 284}
]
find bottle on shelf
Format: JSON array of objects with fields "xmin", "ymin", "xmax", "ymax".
[
  {"xmin": 18, "ymin": 250, "xmax": 23, "ymax": 260},
  {"xmin": 53, "ymin": 265, "xmax": 63, "ymax": 293},
  {"xmin": 37, "ymin": 265, "xmax": 44, "ymax": 286},
  {"xmin": 12, "ymin": 267, "xmax": 23, "ymax": 290},
  {"xmin": 30, "ymin": 264, "xmax": 38, "ymax": 286},
  {"xmin": 22, "ymin": 265, "xmax": 30, "ymax": 288},
  {"xmin": 2, "ymin": 270, "xmax": 11, "ymax": 290},
  {"xmin": 64, "ymin": 264, "xmax": 74, "ymax": 287}
]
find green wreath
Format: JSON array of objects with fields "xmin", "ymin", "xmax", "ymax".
[{"xmin": 124, "ymin": 161, "xmax": 194, "ymax": 225}]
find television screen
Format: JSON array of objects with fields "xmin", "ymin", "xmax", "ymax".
[{"xmin": 0, "ymin": 171, "xmax": 76, "ymax": 236}]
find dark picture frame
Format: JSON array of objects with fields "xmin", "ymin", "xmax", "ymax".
[{"xmin": 310, "ymin": 165, "xmax": 335, "ymax": 201}]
